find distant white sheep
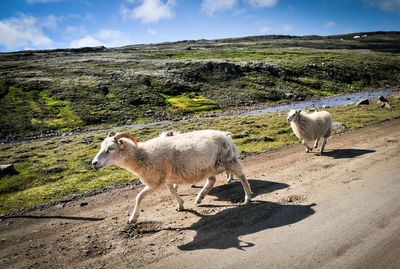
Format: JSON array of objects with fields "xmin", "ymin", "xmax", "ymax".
[
  {"xmin": 92, "ymin": 130, "xmax": 252, "ymax": 224},
  {"xmin": 286, "ymin": 109, "xmax": 332, "ymax": 153}
]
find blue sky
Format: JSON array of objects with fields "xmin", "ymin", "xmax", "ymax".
[{"xmin": 0, "ymin": 0, "xmax": 399, "ymax": 52}]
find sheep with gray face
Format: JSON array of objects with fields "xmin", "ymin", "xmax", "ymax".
[
  {"xmin": 286, "ymin": 109, "xmax": 332, "ymax": 153},
  {"xmin": 92, "ymin": 130, "xmax": 252, "ymax": 224}
]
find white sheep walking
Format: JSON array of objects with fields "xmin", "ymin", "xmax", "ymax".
[
  {"xmin": 92, "ymin": 130, "xmax": 252, "ymax": 224},
  {"xmin": 286, "ymin": 109, "xmax": 332, "ymax": 153},
  {"xmin": 160, "ymin": 130, "xmax": 235, "ymax": 185}
]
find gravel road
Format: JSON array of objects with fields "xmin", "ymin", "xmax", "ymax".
[{"xmin": 1, "ymin": 118, "xmax": 400, "ymax": 269}]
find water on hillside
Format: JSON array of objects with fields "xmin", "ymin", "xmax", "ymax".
[{"xmin": 242, "ymin": 88, "xmax": 395, "ymax": 115}]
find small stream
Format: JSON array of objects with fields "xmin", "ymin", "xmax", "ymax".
[
  {"xmin": 242, "ymin": 88, "xmax": 396, "ymax": 115},
  {"xmin": 0, "ymin": 88, "xmax": 396, "ymax": 145}
]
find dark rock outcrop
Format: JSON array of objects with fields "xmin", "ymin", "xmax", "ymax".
[{"xmin": 356, "ymin": 98, "xmax": 369, "ymax": 106}]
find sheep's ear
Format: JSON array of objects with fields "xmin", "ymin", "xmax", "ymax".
[
  {"xmin": 117, "ymin": 139, "xmax": 125, "ymax": 147},
  {"xmin": 108, "ymin": 131, "xmax": 116, "ymax": 137},
  {"xmin": 295, "ymin": 109, "xmax": 301, "ymax": 114}
]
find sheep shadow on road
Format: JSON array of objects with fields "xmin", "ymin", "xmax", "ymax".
[
  {"xmin": 207, "ymin": 179, "xmax": 289, "ymax": 204},
  {"xmin": 178, "ymin": 200, "xmax": 316, "ymax": 251},
  {"xmin": 0, "ymin": 215, "xmax": 104, "ymax": 221},
  {"xmin": 321, "ymin": 148, "xmax": 375, "ymax": 159}
]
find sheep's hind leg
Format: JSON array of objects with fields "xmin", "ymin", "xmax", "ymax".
[
  {"xmin": 314, "ymin": 138, "xmax": 320, "ymax": 149},
  {"xmin": 195, "ymin": 176, "xmax": 216, "ymax": 204},
  {"xmin": 166, "ymin": 184, "xmax": 184, "ymax": 211},
  {"xmin": 128, "ymin": 185, "xmax": 152, "ymax": 224},
  {"xmin": 320, "ymin": 137, "xmax": 328, "ymax": 153},
  {"xmin": 302, "ymin": 139, "xmax": 312, "ymax": 152},
  {"xmin": 228, "ymin": 160, "xmax": 252, "ymax": 203},
  {"xmin": 238, "ymin": 175, "xmax": 252, "ymax": 204}
]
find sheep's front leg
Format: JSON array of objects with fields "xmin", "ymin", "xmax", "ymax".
[
  {"xmin": 227, "ymin": 172, "xmax": 234, "ymax": 183},
  {"xmin": 314, "ymin": 138, "xmax": 320, "ymax": 149},
  {"xmin": 166, "ymin": 184, "xmax": 184, "ymax": 211},
  {"xmin": 128, "ymin": 186, "xmax": 152, "ymax": 224},
  {"xmin": 195, "ymin": 176, "xmax": 216, "ymax": 204},
  {"xmin": 173, "ymin": 184, "xmax": 178, "ymax": 191},
  {"xmin": 302, "ymin": 139, "xmax": 312, "ymax": 152},
  {"xmin": 320, "ymin": 137, "xmax": 328, "ymax": 153}
]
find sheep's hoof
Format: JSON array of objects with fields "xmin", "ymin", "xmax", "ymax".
[
  {"xmin": 244, "ymin": 196, "xmax": 251, "ymax": 204},
  {"xmin": 176, "ymin": 205, "xmax": 184, "ymax": 211},
  {"xmin": 128, "ymin": 217, "xmax": 137, "ymax": 224}
]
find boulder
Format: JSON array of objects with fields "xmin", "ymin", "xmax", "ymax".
[
  {"xmin": 380, "ymin": 102, "xmax": 393, "ymax": 109},
  {"xmin": 377, "ymin": 95, "xmax": 388, "ymax": 103},
  {"xmin": 0, "ymin": 164, "xmax": 18, "ymax": 176},
  {"xmin": 356, "ymin": 98, "xmax": 369, "ymax": 106}
]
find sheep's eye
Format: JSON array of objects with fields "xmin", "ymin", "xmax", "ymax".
[{"xmin": 106, "ymin": 147, "xmax": 115, "ymax": 153}]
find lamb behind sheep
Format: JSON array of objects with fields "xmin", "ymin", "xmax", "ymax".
[
  {"xmin": 160, "ymin": 130, "xmax": 235, "ymax": 184},
  {"xmin": 92, "ymin": 130, "xmax": 252, "ymax": 223},
  {"xmin": 287, "ymin": 109, "xmax": 332, "ymax": 153}
]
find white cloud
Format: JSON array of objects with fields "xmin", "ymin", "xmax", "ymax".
[
  {"xmin": 201, "ymin": 0, "xmax": 238, "ymax": 15},
  {"xmin": 26, "ymin": 0, "xmax": 64, "ymax": 3},
  {"xmin": 65, "ymin": 26, "xmax": 78, "ymax": 34},
  {"xmin": 201, "ymin": 0, "xmax": 277, "ymax": 15},
  {"xmin": 121, "ymin": 0, "xmax": 175, "ymax": 23},
  {"xmin": 70, "ymin": 29, "xmax": 134, "ymax": 48},
  {"xmin": 260, "ymin": 26, "xmax": 271, "ymax": 33},
  {"xmin": 97, "ymin": 29, "xmax": 121, "ymax": 40},
  {"xmin": 282, "ymin": 23, "xmax": 293, "ymax": 33},
  {"xmin": 40, "ymin": 14, "xmax": 60, "ymax": 31},
  {"xmin": 70, "ymin": 36, "xmax": 103, "ymax": 48},
  {"xmin": 324, "ymin": 21, "xmax": 336, "ymax": 29},
  {"xmin": 0, "ymin": 14, "xmax": 53, "ymax": 50},
  {"xmin": 345, "ymin": 28, "xmax": 354, "ymax": 34},
  {"xmin": 147, "ymin": 28, "xmax": 157, "ymax": 35},
  {"xmin": 363, "ymin": 0, "xmax": 400, "ymax": 14},
  {"xmin": 245, "ymin": 0, "xmax": 278, "ymax": 8}
]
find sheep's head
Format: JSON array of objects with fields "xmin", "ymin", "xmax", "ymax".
[
  {"xmin": 159, "ymin": 130, "xmax": 179, "ymax": 137},
  {"xmin": 286, "ymin": 109, "xmax": 302, "ymax": 122},
  {"xmin": 92, "ymin": 132, "xmax": 138, "ymax": 170}
]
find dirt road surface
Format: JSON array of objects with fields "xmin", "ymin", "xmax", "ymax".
[{"xmin": 1, "ymin": 118, "xmax": 400, "ymax": 269}]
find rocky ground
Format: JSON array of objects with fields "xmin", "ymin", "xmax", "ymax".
[{"xmin": 1, "ymin": 118, "xmax": 400, "ymax": 268}]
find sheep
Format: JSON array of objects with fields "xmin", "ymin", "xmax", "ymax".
[
  {"xmin": 91, "ymin": 130, "xmax": 252, "ymax": 224},
  {"xmin": 159, "ymin": 130, "xmax": 235, "ymax": 184},
  {"xmin": 286, "ymin": 109, "xmax": 332, "ymax": 153},
  {"xmin": 159, "ymin": 130, "xmax": 180, "ymax": 137}
]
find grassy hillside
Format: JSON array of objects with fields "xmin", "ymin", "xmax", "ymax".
[{"xmin": 1, "ymin": 31, "xmax": 400, "ymax": 140}]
